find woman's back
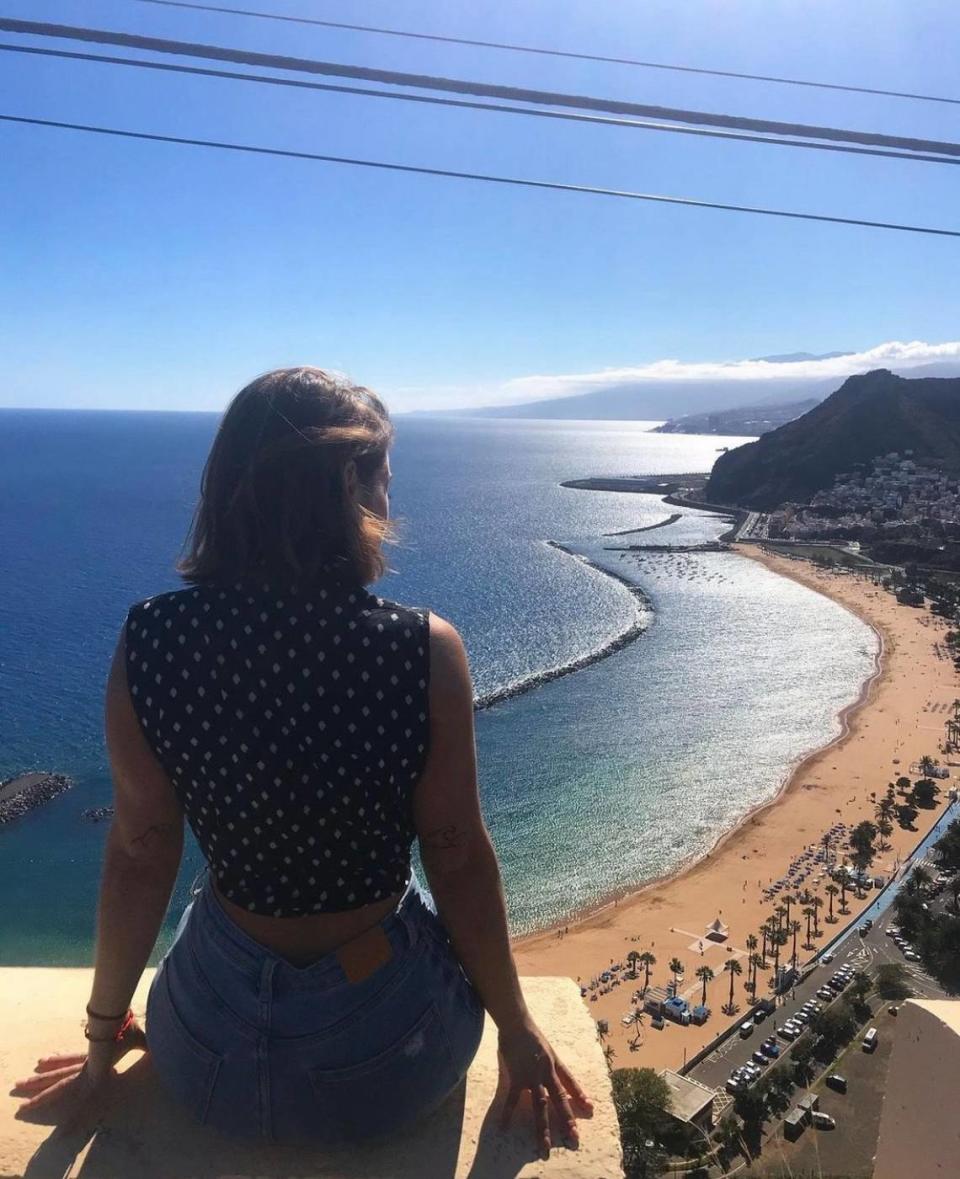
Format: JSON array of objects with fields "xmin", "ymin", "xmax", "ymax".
[{"xmin": 125, "ymin": 573, "xmax": 430, "ymax": 927}]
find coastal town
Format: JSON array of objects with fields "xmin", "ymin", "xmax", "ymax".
[{"xmin": 763, "ymin": 451, "xmax": 960, "ymax": 552}]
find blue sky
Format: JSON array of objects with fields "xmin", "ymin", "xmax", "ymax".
[{"xmin": 2, "ymin": 0, "xmax": 959, "ymax": 411}]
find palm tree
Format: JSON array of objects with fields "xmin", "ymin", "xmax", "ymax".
[
  {"xmin": 812, "ymin": 896, "xmax": 824, "ymax": 938},
  {"xmin": 724, "ymin": 958, "xmax": 742, "ymax": 1013},
  {"xmin": 745, "ymin": 934, "xmax": 759, "ymax": 988},
  {"xmin": 782, "ymin": 894, "xmax": 795, "ymax": 927},
  {"xmin": 602, "ymin": 1043, "xmax": 616, "ymax": 1071},
  {"xmin": 825, "ymin": 884, "xmax": 839, "ymax": 923},
  {"xmin": 695, "ymin": 964, "xmax": 714, "ymax": 1006},
  {"xmin": 750, "ymin": 952, "xmax": 765, "ymax": 994},
  {"xmin": 668, "ymin": 957, "xmax": 684, "ymax": 994},
  {"xmin": 638, "ymin": 951, "xmax": 656, "ymax": 994},
  {"xmin": 920, "ymin": 754, "xmax": 939, "ymax": 777},
  {"xmin": 629, "ymin": 1008, "xmax": 645, "ymax": 1047},
  {"xmin": 803, "ymin": 906, "xmax": 815, "ymax": 949},
  {"xmin": 839, "ymin": 874, "xmax": 850, "ymax": 913},
  {"xmin": 775, "ymin": 903, "xmax": 788, "ymax": 934},
  {"xmin": 596, "ymin": 1018, "xmax": 609, "ymax": 1042},
  {"xmin": 789, "ymin": 919, "xmax": 802, "ymax": 964},
  {"xmin": 626, "ymin": 950, "xmax": 641, "ymax": 979},
  {"xmin": 772, "ymin": 929, "xmax": 786, "ymax": 976},
  {"xmin": 877, "ymin": 817, "xmax": 893, "ymax": 852}
]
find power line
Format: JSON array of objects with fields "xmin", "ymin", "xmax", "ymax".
[
  {"xmin": 133, "ymin": 0, "xmax": 960, "ymax": 109},
  {"xmin": 3, "ymin": 113, "xmax": 957, "ymax": 238},
  {"xmin": 3, "ymin": 18, "xmax": 959, "ymax": 160},
  {"xmin": 6, "ymin": 42, "xmax": 958, "ymax": 169}
]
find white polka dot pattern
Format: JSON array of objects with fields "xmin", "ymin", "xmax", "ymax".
[{"xmin": 124, "ymin": 577, "xmax": 430, "ymax": 916}]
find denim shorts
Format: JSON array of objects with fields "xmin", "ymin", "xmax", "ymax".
[{"xmin": 146, "ymin": 873, "xmax": 485, "ymax": 1143}]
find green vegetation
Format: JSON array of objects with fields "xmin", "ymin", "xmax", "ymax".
[
  {"xmin": 893, "ymin": 818, "xmax": 960, "ymax": 992},
  {"xmin": 610, "ymin": 1068, "xmax": 672, "ymax": 1178},
  {"xmin": 876, "ymin": 962, "xmax": 912, "ymax": 1001}
]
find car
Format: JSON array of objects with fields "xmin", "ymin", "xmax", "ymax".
[
  {"xmin": 826, "ymin": 1074, "xmax": 848, "ymax": 1093},
  {"xmin": 739, "ymin": 1020, "xmax": 755, "ymax": 1038},
  {"xmin": 761, "ymin": 1040, "xmax": 780, "ymax": 1058},
  {"xmin": 651, "ymin": 1015, "xmax": 665, "ymax": 1030},
  {"xmin": 812, "ymin": 1111, "xmax": 837, "ymax": 1130},
  {"xmin": 887, "ymin": 926, "xmax": 900, "ymax": 937},
  {"xmin": 905, "ymin": 950, "xmax": 921, "ymax": 962},
  {"xmin": 753, "ymin": 1007, "xmax": 768, "ymax": 1024},
  {"xmin": 818, "ymin": 986, "xmax": 835, "ymax": 1000},
  {"xmin": 794, "ymin": 1012, "xmax": 810, "ymax": 1026},
  {"xmin": 752, "ymin": 1050, "xmax": 769, "ymax": 1065},
  {"xmin": 888, "ymin": 1005, "xmax": 900, "ymax": 1016},
  {"xmin": 820, "ymin": 952, "xmax": 835, "ymax": 964},
  {"xmin": 779, "ymin": 1024, "xmax": 798, "ymax": 1040},
  {"xmin": 725, "ymin": 1077, "xmax": 742, "ymax": 1094},
  {"xmin": 863, "ymin": 1027, "xmax": 879, "ymax": 1052}
]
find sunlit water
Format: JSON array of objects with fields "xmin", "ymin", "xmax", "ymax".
[{"xmin": 0, "ymin": 412, "xmax": 877, "ymax": 960}]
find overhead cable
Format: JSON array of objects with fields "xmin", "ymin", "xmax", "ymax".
[
  {"xmin": 133, "ymin": 0, "xmax": 960, "ymax": 109},
  {"xmin": 3, "ymin": 113, "xmax": 957, "ymax": 238},
  {"xmin": 3, "ymin": 18, "xmax": 959, "ymax": 160},
  {"xmin": 5, "ymin": 42, "xmax": 958, "ymax": 168}
]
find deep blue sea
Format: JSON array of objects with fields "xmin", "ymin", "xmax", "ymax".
[{"xmin": 0, "ymin": 411, "xmax": 878, "ymax": 963}]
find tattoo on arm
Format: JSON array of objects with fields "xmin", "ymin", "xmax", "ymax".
[
  {"xmin": 129, "ymin": 822, "xmax": 178, "ymax": 851},
  {"xmin": 421, "ymin": 824, "xmax": 469, "ymax": 851}
]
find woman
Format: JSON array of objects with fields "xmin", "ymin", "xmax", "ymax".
[{"xmin": 14, "ymin": 367, "xmax": 591, "ymax": 1154}]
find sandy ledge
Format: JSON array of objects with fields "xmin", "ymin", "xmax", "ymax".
[{"xmin": 513, "ymin": 545, "xmax": 958, "ymax": 1072}]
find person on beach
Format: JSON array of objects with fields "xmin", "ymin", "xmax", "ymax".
[{"xmin": 13, "ymin": 368, "xmax": 591, "ymax": 1153}]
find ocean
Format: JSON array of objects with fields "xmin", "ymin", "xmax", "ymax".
[{"xmin": 0, "ymin": 411, "xmax": 878, "ymax": 963}]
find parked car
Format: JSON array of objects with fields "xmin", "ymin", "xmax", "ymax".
[
  {"xmin": 905, "ymin": 950, "xmax": 921, "ymax": 962},
  {"xmin": 817, "ymin": 986, "xmax": 835, "ymax": 1000},
  {"xmin": 752, "ymin": 1050, "xmax": 769, "ymax": 1065},
  {"xmin": 812, "ymin": 1111, "xmax": 837, "ymax": 1130},
  {"xmin": 863, "ymin": 1026, "xmax": 879, "ymax": 1052},
  {"xmin": 779, "ymin": 1024, "xmax": 798, "ymax": 1041},
  {"xmin": 753, "ymin": 1007, "xmax": 768, "ymax": 1024},
  {"xmin": 739, "ymin": 1020, "xmax": 755, "ymax": 1038},
  {"xmin": 820, "ymin": 952, "xmax": 834, "ymax": 964},
  {"xmin": 886, "ymin": 926, "xmax": 899, "ymax": 938},
  {"xmin": 888, "ymin": 1005, "xmax": 900, "ymax": 1016},
  {"xmin": 825, "ymin": 1074, "xmax": 848, "ymax": 1093},
  {"xmin": 761, "ymin": 1039, "xmax": 780, "ymax": 1057}
]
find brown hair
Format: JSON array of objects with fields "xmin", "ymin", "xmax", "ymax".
[{"xmin": 178, "ymin": 367, "xmax": 394, "ymax": 588}]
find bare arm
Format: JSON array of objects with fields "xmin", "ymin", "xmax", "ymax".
[
  {"xmin": 413, "ymin": 615, "xmax": 591, "ymax": 1156},
  {"xmin": 15, "ymin": 627, "xmax": 183, "ymax": 1119},
  {"xmin": 86, "ymin": 628, "xmax": 184, "ymax": 1033}
]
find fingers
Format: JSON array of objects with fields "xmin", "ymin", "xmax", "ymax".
[
  {"xmin": 547, "ymin": 1073, "xmax": 579, "ymax": 1148},
  {"xmin": 15, "ymin": 1074, "xmax": 79, "ymax": 1114},
  {"xmin": 499, "ymin": 1084, "xmax": 520, "ymax": 1131},
  {"xmin": 555, "ymin": 1057, "xmax": 594, "ymax": 1114},
  {"xmin": 533, "ymin": 1083, "xmax": 551, "ymax": 1159},
  {"xmin": 35, "ymin": 1053, "xmax": 87, "ymax": 1073},
  {"xmin": 12, "ymin": 1065, "xmax": 83, "ymax": 1095}
]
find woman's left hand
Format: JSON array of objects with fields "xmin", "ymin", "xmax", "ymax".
[{"xmin": 12, "ymin": 1016, "xmax": 147, "ymax": 1126}]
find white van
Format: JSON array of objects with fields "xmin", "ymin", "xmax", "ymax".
[{"xmin": 862, "ymin": 1027, "xmax": 878, "ymax": 1052}]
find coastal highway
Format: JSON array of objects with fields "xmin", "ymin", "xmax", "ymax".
[{"xmin": 688, "ymin": 804, "xmax": 956, "ymax": 1096}]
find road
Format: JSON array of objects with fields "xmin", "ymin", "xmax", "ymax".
[{"xmin": 688, "ymin": 835, "xmax": 951, "ymax": 1099}]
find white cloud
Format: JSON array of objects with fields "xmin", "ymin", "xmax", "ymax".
[{"xmin": 390, "ymin": 339, "xmax": 960, "ymax": 411}]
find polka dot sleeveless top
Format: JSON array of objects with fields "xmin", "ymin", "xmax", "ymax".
[{"xmin": 124, "ymin": 574, "xmax": 430, "ymax": 916}]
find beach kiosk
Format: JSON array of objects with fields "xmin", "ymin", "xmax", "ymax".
[{"xmin": 705, "ymin": 916, "xmax": 729, "ymax": 943}]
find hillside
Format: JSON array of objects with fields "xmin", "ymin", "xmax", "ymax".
[
  {"xmin": 705, "ymin": 370, "xmax": 960, "ymax": 509},
  {"xmin": 653, "ymin": 397, "xmax": 820, "ymax": 436}
]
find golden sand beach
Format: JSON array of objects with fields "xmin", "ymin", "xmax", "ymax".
[{"xmin": 513, "ymin": 545, "xmax": 958, "ymax": 1072}]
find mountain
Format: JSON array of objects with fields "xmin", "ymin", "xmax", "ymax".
[
  {"xmin": 652, "ymin": 397, "xmax": 821, "ymax": 436},
  {"xmin": 462, "ymin": 377, "xmax": 840, "ymax": 421},
  {"xmin": 749, "ymin": 351, "xmax": 854, "ymax": 364},
  {"xmin": 705, "ymin": 370, "xmax": 960, "ymax": 509}
]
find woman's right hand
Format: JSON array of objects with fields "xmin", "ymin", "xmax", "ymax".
[{"xmin": 497, "ymin": 1018, "xmax": 593, "ymax": 1159}]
